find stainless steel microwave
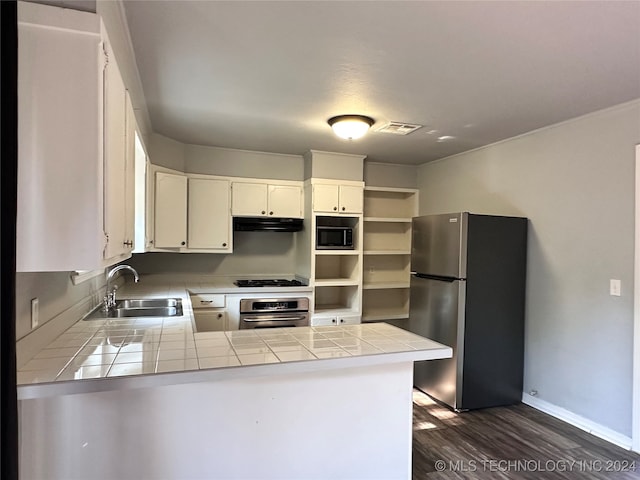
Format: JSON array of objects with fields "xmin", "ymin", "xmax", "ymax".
[{"xmin": 316, "ymin": 226, "xmax": 354, "ymax": 250}]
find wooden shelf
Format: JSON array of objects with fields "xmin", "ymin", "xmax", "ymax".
[
  {"xmin": 364, "ymin": 217, "xmax": 412, "ymax": 223},
  {"xmin": 364, "ymin": 250, "xmax": 410, "ymax": 255},
  {"xmin": 314, "ymin": 250, "xmax": 360, "ymax": 255},
  {"xmin": 363, "ymin": 281, "xmax": 410, "ymax": 290},
  {"xmin": 314, "ymin": 305, "xmax": 359, "ymax": 315},
  {"xmin": 362, "ymin": 310, "xmax": 409, "ymax": 322},
  {"xmin": 362, "ymin": 187, "xmax": 417, "ymax": 326},
  {"xmin": 315, "ymin": 279, "xmax": 360, "ymax": 287}
]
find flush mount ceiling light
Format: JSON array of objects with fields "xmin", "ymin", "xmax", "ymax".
[{"xmin": 328, "ymin": 115, "xmax": 374, "ymax": 140}]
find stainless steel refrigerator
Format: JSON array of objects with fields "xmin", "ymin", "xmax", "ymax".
[{"xmin": 408, "ymin": 212, "xmax": 527, "ymax": 411}]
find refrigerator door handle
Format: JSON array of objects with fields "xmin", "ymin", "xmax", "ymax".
[{"xmin": 412, "ymin": 272, "xmax": 458, "ymax": 282}]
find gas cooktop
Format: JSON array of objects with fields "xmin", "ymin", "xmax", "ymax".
[{"xmin": 234, "ymin": 279, "xmax": 306, "ymax": 287}]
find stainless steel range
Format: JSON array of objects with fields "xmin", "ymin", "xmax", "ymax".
[{"xmin": 239, "ymin": 298, "xmax": 310, "ymax": 329}]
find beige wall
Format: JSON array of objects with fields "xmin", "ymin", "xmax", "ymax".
[
  {"xmin": 185, "ymin": 144, "xmax": 303, "ymax": 181},
  {"xmin": 417, "ymin": 100, "xmax": 640, "ymax": 437},
  {"xmin": 127, "ymin": 231, "xmax": 298, "ymax": 277},
  {"xmin": 364, "ymin": 162, "xmax": 418, "ymax": 189}
]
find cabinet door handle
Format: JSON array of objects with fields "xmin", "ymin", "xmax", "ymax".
[
  {"xmin": 341, "ymin": 207, "xmax": 345, "ymax": 211},
  {"xmin": 181, "ymin": 241, "xmax": 186, "ymax": 246},
  {"xmin": 200, "ymin": 300, "xmax": 213, "ymax": 304},
  {"xmin": 222, "ymin": 243, "xmax": 227, "ymax": 247},
  {"xmin": 217, "ymin": 313, "xmax": 223, "ymax": 318},
  {"xmin": 333, "ymin": 206, "xmax": 337, "ymax": 211},
  {"xmin": 123, "ymin": 240, "xmax": 133, "ymax": 247},
  {"xmin": 331, "ymin": 318, "xmax": 337, "ymax": 323},
  {"xmin": 261, "ymin": 210, "xmax": 266, "ymax": 215},
  {"xmin": 269, "ymin": 211, "xmax": 273, "ymax": 215}
]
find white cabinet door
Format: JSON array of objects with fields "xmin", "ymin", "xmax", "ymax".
[
  {"xmin": 311, "ymin": 315, "xmax": 339, "ymax": 326},
  {"xmin": 102, "ymin": 37, "xmax": 128, "ymax": 261},
  {"xmin": 232, "ymin": 182, "xmax": 268, "ymax": 216},
  {"xmin": 154, "ymin": 172, "xmax": 187, "ymax": 248},
  {"xmin": 313, "ymin": 184, "xmax": 363, "ymax": 214},
  {"xmin": 268, "ymin": 185, "xmax": 302, "ymax": 218},
  {"xmin": 338, "ymin": 185, "xmax": 363, "ymax": 214},
  {"xmin": 312, "ymin": 314, "xmax": 361, "ymax": 326},
  {"xmin": 16, "ymin": 3, "xmax": 104, "ymax": 271},
  {"xmin": 338, "ymin": 315, "xmax": 361, "ymax": 325},
  {"xmin": 313, "ymin": 184, "xmax": 339, "ymax": 213},
  {"xmin": 123, "ymin": 91, "xmax": 136, "ymax": 252},
  {"xmin": 193, "ymin": 310, "xmax": 228, "ymax": 332},
  {"xmin": 188, "ymin": 178, "xmax": 231, "ymax": 251}
]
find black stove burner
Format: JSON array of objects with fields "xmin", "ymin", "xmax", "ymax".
[{"xmin": 235, "ymin": 279, "xmax": 305, "ymax": 287}]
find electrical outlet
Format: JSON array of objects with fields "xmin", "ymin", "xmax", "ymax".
[
  {"xmin": 610, "ymin": 279, "xmax": 621, "ymax": 296},
  {"xmin": 31, "ymin": 298, "xmax": 39, "ymax": 329}
]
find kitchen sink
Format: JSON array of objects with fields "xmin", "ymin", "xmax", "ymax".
[
  {"xmin": 116, "ymin": 298, "xmax": 180, "ymax": 309},
  {"xmin": 84, "ymin": 298, "xmax": 183, "ymax": 320},
  {"xmin": 110, "ymin": 306, "xmax": 182, "ymax": 318}
]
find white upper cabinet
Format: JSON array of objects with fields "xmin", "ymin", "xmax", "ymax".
[
  {"xmin": 268, "ymin": 185, "xmax": 303, "ymax": 218},
  {"xmin": 16, "ymin": 2, "xmax": 133, "ymax": 271},
  {"xmin": 103, "ymin": 39, "xmax": 133, "ymax": 261},
  {"xmin": 313, "ymin": 183, "xmax": 363, "ymax": 214},
  {"xmin": 231, "ymin": 182, "xmax": 268, "ymax": 216},
  {"xmin": 154, "ymin": 172, "xmax": 187, "ymax": 248},
  {"xmin": 188, "ymin": 178, "xmax": 231, "ymax": 251},
  {"xmin": 232, "ymin": 181, "xmax": 303, "ymax": 218},
  {"xmin": 149, "ymin": 168, "xmax": 233, "ymax": 253}
]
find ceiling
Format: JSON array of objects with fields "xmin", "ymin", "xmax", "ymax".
[{"xmin": 122, "ymin": 0, "xmax": 640, "ymax": 165}]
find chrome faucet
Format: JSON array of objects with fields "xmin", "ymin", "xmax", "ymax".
[{"xmin": 104, "ymin": 265, "xmax": 140, "ymax": 312}]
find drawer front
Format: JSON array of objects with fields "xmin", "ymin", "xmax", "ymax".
[{"xmin": 190, "ymin": 294, "xmax": 225, "ymax": 309}]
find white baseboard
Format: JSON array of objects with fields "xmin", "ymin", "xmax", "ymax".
[{"xmin": 522, "ymin": 393, "xmax": 633, "ymax": 450}]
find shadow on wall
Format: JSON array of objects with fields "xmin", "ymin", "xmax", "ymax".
[{"xmin": 128, "ymin": 231, "xmax": 297, "ymax": 275}]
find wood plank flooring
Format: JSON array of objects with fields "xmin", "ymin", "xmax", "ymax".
[{"xmin": 412, "ymin": 389, "xmax": 640, "ymax": 479}]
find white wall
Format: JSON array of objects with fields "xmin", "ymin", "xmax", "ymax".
[{"xmin": 417, "ymin": 100, "xmax": 640, "ymax": 437}]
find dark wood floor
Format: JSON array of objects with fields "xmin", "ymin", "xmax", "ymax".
[{"xmin": 412, "ymin": 389, "xmax": 640, "ymax": 479}]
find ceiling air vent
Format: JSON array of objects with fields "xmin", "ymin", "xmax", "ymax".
[{"xmin": 374, "ymin": 122, "xmax": 423, "ymax": 136}]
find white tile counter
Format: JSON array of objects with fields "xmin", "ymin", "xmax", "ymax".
[
  {"xmin": 17, "ymin": 303, "xmax": 451, "ymax": 399},
  {"xmin": 18, "ymin": 283, "xmax": 452, "ymax": 480}
]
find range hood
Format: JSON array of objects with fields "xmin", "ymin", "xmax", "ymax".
[{"xmin": 233, "ymin": 217, "xmax": 303, "ymax": 232}]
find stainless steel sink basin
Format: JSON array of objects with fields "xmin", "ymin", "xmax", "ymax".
[
  {"xmin": 116, "ymin": 298, "xmax": 180, "ymax": 309},
  {"xmin": 84, "ymin": 298, "xmax": 183, "ymax": 320},
  {"xmin": 110, "ymin": 306, "xmax": 182, "ymax": 318}
]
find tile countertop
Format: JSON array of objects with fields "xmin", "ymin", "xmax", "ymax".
[{"xmin": 17, "ymin": 287, "xmax": 452, "ymax": 400}]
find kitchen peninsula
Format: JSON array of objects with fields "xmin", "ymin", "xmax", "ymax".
[{"xmin": 17, "ymin": 285, "xmax": 451, "ymax": 480}]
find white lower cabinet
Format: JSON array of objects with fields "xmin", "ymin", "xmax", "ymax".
[
  {"xmin": 190, "ymin": 294, "xmax": 227, "ymax": 332},
  {"xmin": 193, "ymin": 310, "xmax": 228, "ymax": 332},
  {"xmin": 312, "ymin": 314, "xmax": 360, "ymax": 326}
]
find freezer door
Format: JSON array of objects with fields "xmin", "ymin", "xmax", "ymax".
[
  {"xmin": 411, "ymin": 213, "xmax": 467, "ymax": 279},
  {"xmin": 409, "ymin": 274, "xmax": 466, "ymax": 409}
]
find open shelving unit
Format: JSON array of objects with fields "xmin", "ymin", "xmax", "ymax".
[
  {"xmin": 306, "ymin": 178, "xmax": 365, "ymax": 326},
  {"xmin": 361, "ymin": 187, "xmax": 418, "ymax": 322}
]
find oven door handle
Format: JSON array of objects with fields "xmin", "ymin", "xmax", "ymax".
[{"xmin": 242, "ymin": 315, "xmax": 308, "ymax": 322}]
